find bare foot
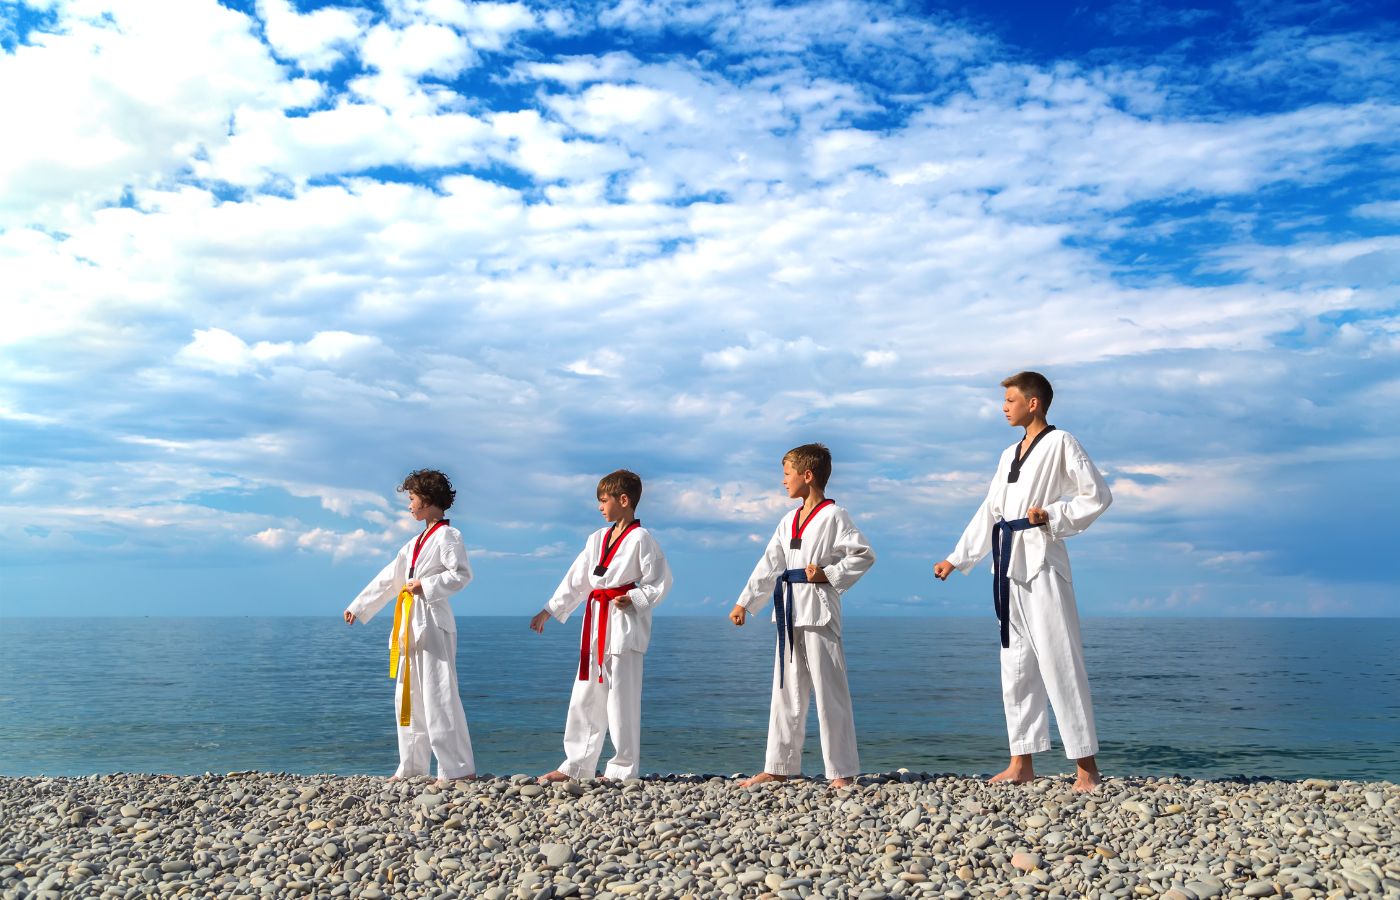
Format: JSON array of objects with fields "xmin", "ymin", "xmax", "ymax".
[
  {"xmin": 739, "ymin": 772, "xmax": 789, "ymax": 788},
  {"xmin": 989, "ymin": 755, "xmax": 1035, "ymax": 784},
  {"xmin": 828, "ymin": 777, "xmax": 854, "ymax": 789},
  {"xmin": 387, "ymin": 775, "xmax": 404, "ymax": 783},
  {"xmin": 437, "ymin": 775, "xmax": 479, "ymax": 787},
  {"xmin": 536, "ymin": 770, "xmax": 571, "ymax": 785},
  {"xmin": 1072, "ymin": 756, "xmax": 1102, "ymax": 792}
]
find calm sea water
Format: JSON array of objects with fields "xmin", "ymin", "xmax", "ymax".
[{"xmin": 1, "ymin": 617, "xmax": 1396, "ymax": 782}]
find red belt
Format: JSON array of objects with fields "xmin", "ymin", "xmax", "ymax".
[{"xmin": 579, "ymin": 583, "xmax": 636, "ymax": 681}]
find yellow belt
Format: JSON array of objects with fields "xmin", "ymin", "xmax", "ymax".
[{"xmin": 388, "ymin": 588, "xmax": 414, "ymax": 726}]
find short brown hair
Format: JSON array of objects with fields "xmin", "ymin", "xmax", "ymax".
[
  {"xmin": 597, "ymin": 469, "xmax": 642, "ymax": 507},
  {"xmin": 1001, "ymin": 371, "xmax": 1054, "ymax": 412},
  {"xmin": 783, "ymin": 443, "xmax": 832, "ymax": 490},
  {"xmin": 398, "ymin": 469, "xmax": 456, "ymax": 510}
]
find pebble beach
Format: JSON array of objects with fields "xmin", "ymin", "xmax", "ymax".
[{"xmin": 2, "ymin": 772, "xmax": 1396, "ymax": 900}]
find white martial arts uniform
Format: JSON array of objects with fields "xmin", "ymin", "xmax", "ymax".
[
  {"xmin": 346, "ymin": 522, "xmax": 476, "ymax": 779},
  {"xmin": 737, "ymin": 503, "xmax": 875, "ymax": 779},
  {"xmin": 545, "ymin": 523, "xmax": 672, "ymax": 780},
  {"xmin": 945, "ymin": 428, "xmax": 1112, "ymax": 760}
]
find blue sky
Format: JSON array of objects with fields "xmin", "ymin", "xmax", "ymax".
[{"xmin": 1, "ymin": 0, "xmax": 1396, "ymax": 618}]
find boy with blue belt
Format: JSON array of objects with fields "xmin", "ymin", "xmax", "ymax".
[
  {"xmin": 730, "ymin": 443, "xmax": 875, "ymax": 788},
  {"xmin": 934, "ymin": 371, "xmax": 1112, "ymax": 792}
]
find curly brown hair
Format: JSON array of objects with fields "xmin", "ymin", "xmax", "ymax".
[{"xmin": 398, "ymin": 469, "xmax": 456, "ymax": 511}]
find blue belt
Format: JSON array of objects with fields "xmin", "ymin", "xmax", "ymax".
[
  {"xmin": 773, "ymin": 568, "xmax": 808, "ymax": 688},
  {"xmin": 992, "ymin": 518, "xmax": 1038, "ymax": 649}
]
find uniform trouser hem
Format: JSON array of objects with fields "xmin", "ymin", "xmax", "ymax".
[
  {"xmin": 556, "ymin": 761, "xmax": 594, "ymax": 780},
  {"xmin": 394, "ymin": 626, "xmax": 475, "ymax": 780},
  {"xmin": 559, "ymin": 651, "xmax": 644, "ymax": 781},
  {"xmin": 764, "ymin": 624, "xmax": 860, "ymax": 781},
  {"xmin": 1001, "ymin": 568, "xmax": 1098, "ymax": 765}
]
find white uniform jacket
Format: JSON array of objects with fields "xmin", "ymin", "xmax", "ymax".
[
  {"xmin": 546, "ymin": 525, "xmax": 673, "ymax": 656},
  {"xmin": 946, "ymin": 429, "xmax": 1111, "ymax": 584},
  {"xmin": 737, "ymin": 504, "xmax": 875, "ymax": 635},
  {"xmin": 346, "ymin": 524, "xmax": 471, "ymax": 640}
]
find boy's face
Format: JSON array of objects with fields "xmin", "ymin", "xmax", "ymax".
[
  {"xmin": 407, "ymin": 492, "xmax": 430, "ymax": 521},
  {"xmin": 597, "ymin": 492, "xmax": 630, "ymax": 524},
  {"xmin": 782, "ymin": 460, "xmax": 813, "ymax": 499},
  {"xmin": 1003, "ymin": 387, "xmax": 1039, "ymax": 428}
]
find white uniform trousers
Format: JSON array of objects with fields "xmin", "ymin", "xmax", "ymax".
[
  {"xmin": 764, "ymin": 623, "xmax": 860, "ymax": 779},
  {"xmin": 394, "ymin": 624, "xmax": 476, "ymax": 779},
  {"xmin": 558, "ymin": 650, "xmax": 644, "ymax": 780},
  {"xmin": 1001, "ymin": 567, "xmax": 1099, "ymax": 759}
]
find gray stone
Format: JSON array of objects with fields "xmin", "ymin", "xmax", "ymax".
[
  {"xmin": 541, "ymin": 843, "xmax": 573, "ymax": 867},
  {"xmin": 1241, "ymin": 882, "xmax": 1276, "ymax": 897}
]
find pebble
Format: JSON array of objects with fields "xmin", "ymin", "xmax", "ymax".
[
  {"xmin": 541, "ymin": 843, "xmax": 573, "ymax": 867},
  {"xmin": 0, "ymin": 771, "xmax": 1393, "ymax": 900},
  {"xmin": 1011, "ymin": 851, "xmax": 1041, "ymax": 871}
]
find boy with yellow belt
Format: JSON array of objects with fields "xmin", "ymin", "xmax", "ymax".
[{"xmin": 344, "ymin": 469, "xmax": 476, "ymax": 784}]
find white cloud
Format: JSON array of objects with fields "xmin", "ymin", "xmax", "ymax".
[
  {"xmin": 0, "ymin": 0, "xmax": 288, "ymax": 229},
  {"xmin": 361, "ymin": 21, "xmax": 474, "ymax": 78},
  {"xmin": 2, "ymin": 0, "xmax": 1396, "ymax": 616},
  {"xmin": 1355, "ymin": 200, "xmax": 1400, "ymax": 220},
  {"xmin": 174, "ymin": 328, "xmax": 383, "ymax": 375},
  {"xmin": 702, "ymin": 335, "xmax": 826, "ymax": 371},
  {"xmin": 518, "ymin": 52, "xmax": 639, "ymax": 87},
  {"xmin": 565, "ymin": 349, "xmax": 627, "ymax": 378},
  {"xmin": 257, "ymin": 0, "xmax": 366, "ymax": 71},
  {"xmin": 1202, "ymin": 550, "xmax": 1271, "ymax": 570}
]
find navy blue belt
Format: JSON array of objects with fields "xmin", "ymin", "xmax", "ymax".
[
  {"xmin": 773, "ymin": 568, "xmax": 808, "ymax": 688},
  {"xmin": 992, "ymin": 518, "xmax": 1039, "ymax": 649}
]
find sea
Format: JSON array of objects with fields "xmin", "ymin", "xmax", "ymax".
[{"xmin": 1, "ymin": 616, "xmax": 1396, "ymax": 783}]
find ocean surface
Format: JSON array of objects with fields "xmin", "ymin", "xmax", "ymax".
[{"xmin": 1, "ymin": 616, "xmax": 1396, "ymax": 782}]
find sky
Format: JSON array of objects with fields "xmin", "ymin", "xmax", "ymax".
[{"xmin": 1, "ymin": 0, "xmax": 1397, "ymax": 619}]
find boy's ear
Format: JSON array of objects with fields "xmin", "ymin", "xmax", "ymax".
[{"xmin": 619, "ymin": 493, "xmax": 632, "ymax": 509}]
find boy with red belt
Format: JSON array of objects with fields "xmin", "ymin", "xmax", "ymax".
[{"xmin": 531, "ymin": 469, "xmax": 673, "ymax": 782}]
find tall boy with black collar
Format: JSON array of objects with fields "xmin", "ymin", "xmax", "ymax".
[
  {"xmin": 532, "ymin": 469, "xmax": 673, "ymax": 783},
  {"xmin": 934, "ymin": 371, "xmax": 1112, "ymax": 792},
  {"xmin": 730, "ymin": 443, "xmax": 876, "ymax": 789}
]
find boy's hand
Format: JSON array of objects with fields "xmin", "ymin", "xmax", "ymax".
[
  {"xmin": 529, "ymin": 610, "xmax": 551, "ymax": 633},
  {"xmin": 405, "ymin": 578, "xmax": 423, "ymax": 595},
  {"xmin": 729, "ymin": 604, "xmax": 747, "ymax": 626},
  {"xmin": 1026, "ymin": 507, "xmax": 1049, "ymax": 526},
  {"xmin": 344, "ymin": 610, "xmax": 357, "ymax": 625},
  {"xmin": 804, "ymin": 564, "xmax": 828, "ymax": 583},
  {"xmin": 933, "ymin": 561, "xmax": 954, "ymax": 581},
  {"xmin": 613, "ymin": 594, "xmax": 633, "ymax": 609}
]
